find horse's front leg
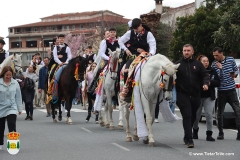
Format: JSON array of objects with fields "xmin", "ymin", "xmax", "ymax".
[
  {"xmin": 99, "ymin": 110, "xmax": 104, "ymax": 127},
  {"xmin": 118, "ymin": 94, "xmax": 124, "ymax": 130},
  {"xmin": 66, "ymin": 98, "xmax": 73, "ymax": 125},
  {"xmin": 108, "ymin": 92, "xmax": 114, "ymax": 130},
  {"xmin": 104, "ymin": 96, "xmax": 110, "ymax": 128},
  {"xmin": 51, "ymin": 102, "xmax": 57, "ymax": 122},
  {"xmin": 58, "ymin": 100, "xmax": 62, "ymax": 121},
  {"xmin": 123, "ymin": 101, "xmax": 132, "ymax": 142}
]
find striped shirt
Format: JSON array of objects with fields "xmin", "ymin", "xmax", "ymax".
[{"xmin": 211, "ymin": 56, "xmax": 238, "ymax": 91}]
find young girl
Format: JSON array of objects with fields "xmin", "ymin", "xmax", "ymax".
[
  {"xmin": 0, "ymin": 66, "xmax": 22, "ymax": 150},
  {"xmin": 85, "ymin": 62, "xmax": 98, "ymax": 123}
]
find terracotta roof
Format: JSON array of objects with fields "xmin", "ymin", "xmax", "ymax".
[
  {"xmin": 40, "ymin": 10, "xmax": 124, "ymax": 19},
  {"xmin": 10, "ymin": 15, "xmax": 129, "ymax": 28}
]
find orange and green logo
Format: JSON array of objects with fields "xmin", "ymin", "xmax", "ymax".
[{"xmin": 7, "ymin": 132, "xmax": 20, "ymax": 155}]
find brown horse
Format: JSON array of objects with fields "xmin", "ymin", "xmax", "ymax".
[{"xmin": 51, "ymin": 56, "xmax": 87, "ymax": 124}]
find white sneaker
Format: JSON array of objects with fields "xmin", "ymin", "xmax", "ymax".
[
  {"xmin": 0, "ymin": 145, "xmax": 3, "ymax": 150},
  {"xmin": 154, "ymin": 119, "xmax": 159, "ymax": 123}
]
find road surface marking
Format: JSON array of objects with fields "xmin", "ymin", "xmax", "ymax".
[
  {"xmin": 81, "ymin": 127, "xmax": 92, "ymax": 133},
  {"xmin": 111, "ymin": 143, "xmax": 130, "ymax": 151}
]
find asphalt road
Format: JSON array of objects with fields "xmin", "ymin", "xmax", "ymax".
[{"xmin": 0, "ymin": 105, "xmax": 239, "ymax": 160}]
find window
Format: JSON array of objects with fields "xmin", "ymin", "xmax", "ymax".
[
  {"xmin": 49, "ymin": 27, "xmax": 52, "ymax": 31},
  {"xmin": 52, "ymin": 27, "xmax": 55, "ymax": 31},
  {"xmin": 11, "ymin": 42, "xmax": 22, "ymax": 48},
  {"xmin": 66, "ymin": 26, "xmax": 69, "ymax": 31},
  {"xmin": 9, "ymin": 28, "xmax": 13, "ymax": 33},
  {"xmin": 46, "ymin": 27, "xmax": 49, "ymax": 32},
  {"xmin": 26, "ymin": 40, "xmax": 37, "ymax": 47},
  {"xmin": 34, "ymin": 28, "xmax": 37, "ymax": 32},
  {"xmin": 40, "ymin": 27, "xmax": 43, "ymax": 32},
  {"xmin": 80, "ymin": 24, "xmax": 83, "ymax": 29},
  {"xmin": 27, "ymin": 53, "xmax": 35, "ymax": 61},
  {"xmin": 89, "ymin": 23, "xmax": 92, "ymax": 29},
  {"xmin": 26, "ymin": 28, "xmax": 31, "ymax": 33},
  {"xmin": 72, "ymin": 25, "xmax": 75, "ymax": 30}
]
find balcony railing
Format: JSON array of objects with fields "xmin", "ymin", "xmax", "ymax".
[{"xmin": 13, "ymin": 28, "xmax": 89, "ymax": 34}]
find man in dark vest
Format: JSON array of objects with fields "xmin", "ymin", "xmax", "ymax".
[
  {"xmin": 88, "ymin": 27, "xmax": 119, "ymax": 94},
  {"xmin": 118, "ymin": 18, "xmax": 156, "ymax": 100},
  {"xmin": 48, "ymin": 34, "xmax": 72, "ymax": 103},
  {"xmin": 0, "ymin": 39, "xmax": 9, "ymax": 64}
]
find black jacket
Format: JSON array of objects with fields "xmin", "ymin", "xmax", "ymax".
[
  {"xmin": 175, "ymin": 57, "xmax": 209, "ymax": 97},
  {"xmin": 201, "ymin": 67, "xmax": 220, "ymax": 100}
]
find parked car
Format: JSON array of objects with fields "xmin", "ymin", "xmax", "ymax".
[{"xmin": 200, "ymin": 59, "xmax": 240, "ymax": 128}]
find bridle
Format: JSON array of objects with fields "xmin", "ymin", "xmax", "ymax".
[
  {"xmin": 12, "ymin": 56, "xmax": 22, "ymax": 74},
  {"xmin": 107, "ymin": 55, "xmax": 118, "ymax": 80},
  {"xmin": 158, "ymin": 70, "xmax": 174, "ymax": 92}
]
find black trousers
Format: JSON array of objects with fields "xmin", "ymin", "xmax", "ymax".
[
  {"xmin": 176, "ymin": 92, "xmax": 200, "ymax": 140},
  {"xmin": 217, "ymin": 89, "xmax": 240, "ymax": 132},
  {"xmin": 0, "ymin": 114, "xmax": 17, "ymax": 145},
  {"xmin": 87, "ymin": 92, "xmax": 95, "ymax": 113}
]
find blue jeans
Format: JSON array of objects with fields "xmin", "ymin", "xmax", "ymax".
[
  {"xmin": 169, "ymin": 86, "xmax": 176, "ymax": 113},
  {"xmin": 52, "ymin": 65, "xmax": 66, "ymax": 104},
  {"xmin": 54, "ymin": 65, "xmax": 66, "ymax": 84}
]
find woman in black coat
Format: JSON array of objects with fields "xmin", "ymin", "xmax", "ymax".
[{"xmin": 193, "ymin": 55, "xmax": 220, "ymax": 141}]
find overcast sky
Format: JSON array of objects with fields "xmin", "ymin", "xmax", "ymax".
[{"xmin": 1, "ymin": 0, "xmax": 194, "ymax": 50}]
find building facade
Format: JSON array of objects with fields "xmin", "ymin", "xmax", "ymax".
[
  {"xmin": 160, "ymin": 2, "xmax": 195, "ymax": 29},
  {"xmin": 7, "ymin": 10, "xmax": 128, "ymax": 66}
]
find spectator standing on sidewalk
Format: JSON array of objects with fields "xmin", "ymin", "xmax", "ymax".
[
  {"xmin": 211, "ymin": 47, "xmax": 240, "ymax": 140},
  {"xmin": 0, "ymin": 66, "xmax": 22, "ymax": 150},
  {"xmin": 38, "ymin": 57, "xmax": 50, "ymax": 117},
  {"xmin": 193, "ymin": 55, "xmax": 220, "ymax": 141}
]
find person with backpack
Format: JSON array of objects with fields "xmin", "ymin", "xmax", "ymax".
[{"xmin": 22, "ymin": 65, "xmax": 38, "ymax": 120}]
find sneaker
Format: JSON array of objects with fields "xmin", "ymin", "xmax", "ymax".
[
  {"xmin": 29, "ymin": 116, "xmax": 33, "ymax": 120},
  {"xmin": 0, "ymin": 145, "xmax": 3, "ymax": 150},
  {"xmin": 154, "ymin": 119, "xmax": 159, "ymax": 123},
  {"xmin": 25, "ymin": 116, "xmax": 30, "ymax": 120},
  {"xmin": 187, "ymin": 139, "xmax": 194, "ymax": 148}
]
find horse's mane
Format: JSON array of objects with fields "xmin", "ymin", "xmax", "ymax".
[{"xmin": 67, "ymin": 56, "xmax": 78, "ymax": 67}]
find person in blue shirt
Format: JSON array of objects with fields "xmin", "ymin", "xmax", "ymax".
[
  {"xmin": 0, "ymin": 66, "xmax": 22, "ymax": 150},
  {"xmin": 38, "ymin": 57, "xmax": 50, "ymax": 117}
]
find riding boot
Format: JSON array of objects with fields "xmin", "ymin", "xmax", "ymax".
[
  {"xmin": 206, "ymin": 131, "xmax": 215, "ymax": 141},
  {"xmin": 192, "ymin": 128, "xmax": 199, "ymax": 139},
  {"xmin": 88, "ymin": 70, "xmax": 101, "ymax": 94}
]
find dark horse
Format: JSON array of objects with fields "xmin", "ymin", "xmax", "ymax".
[{"xmin": 51, "ymin": 56, "xmax": 87, "ymax": 124}]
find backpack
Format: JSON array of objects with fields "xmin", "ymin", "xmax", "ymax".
[{"xmin": 24, "ymin": 77, "xmax": 35, "ymax": 91}]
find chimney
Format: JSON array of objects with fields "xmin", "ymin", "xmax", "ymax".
[{"xmin": 155, "ymin": 0, "xmax": 163, "ymax": 14}]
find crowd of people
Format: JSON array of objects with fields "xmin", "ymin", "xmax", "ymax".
[{"xmin": 0, "ymin": 17, "xmax": 240, "ymax": 151}]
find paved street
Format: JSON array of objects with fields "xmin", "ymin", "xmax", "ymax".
[{"xmin": 0, "ymin": 105, "xmax": 239, "ymax": 160}]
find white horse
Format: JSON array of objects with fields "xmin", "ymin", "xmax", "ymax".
[
  {"xmin": 33, "ymin": 65, "xmax": 45, "ymax": 108},
  {"xmin": 98, "ymin": 48, "xmax": 121, "ymax": 130},
  {"xmin": 120, "ymin": 54, "xmax": 179, "ymax": 146},
  {"xmin": 0, "ymin": 53, "xmax": 23, "ymax": 74}
]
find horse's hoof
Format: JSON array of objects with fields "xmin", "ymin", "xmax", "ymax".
[
  {"xmin": 58, "ymin": 117, "xmax": 62, "ymax": 121},
  {"xmin": 68, "ymin": 118, "xmax": 73, "ymax": 125},
  {"xmin": 83, "ymin": 107, "xmax": 86, "ymax": 110},
  {"xmin": 53, "ymin": 119, "xmax": 57, "ymax": 123},
  {"xmin": 100, "ymin": 122, "xmax": 105, "ymax": 127},
  {"xmin": 118, "ymin": 125, "xmax": 124, "ymax": 130},
  {"xmin": 148, "ymin": 142, "xmax": 156, "ymax": 147},
  {"xmin": 105, "ymin": 124, "xmax": 110, "ymax": 128},
  {"xmin": 133, "ymin": 135, "xmax": 139, "ymax": 141},
  {"xmin": 86, "ymin": 120, "xmax": 89, "ymax": 123},
  {"xmin": 126, "ymin": 137, "xmax": 132, "ymax": 142},
  {"xmin": 143, "ymin": 139, "xmax": 149, "ymax": 144},
  {"xmin": 110, "ymin": 126, "xmax": 115, "ymax": 130},
  {"xmin": 68, "ymin": 122, "xmax": 73, "ymax": 125}
]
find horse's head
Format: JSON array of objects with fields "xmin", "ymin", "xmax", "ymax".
[
  {"xmin": 76, "ymin": 56, "xmax": 87, "ymax": 82},
  {"xmin": 13, "ymin": 53, "xmax": 23, "ymax": 74},
  {"xmin": 160, "ymin": 63, "xmax": 180, "ymax": 100},
  {"xmin": 108, "ymin": 48, "xmax": 120, "ymax": 80}
]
